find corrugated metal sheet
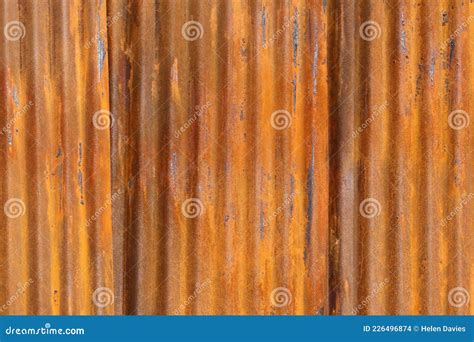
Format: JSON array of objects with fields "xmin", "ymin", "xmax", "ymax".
[
  {"xmin": 107, "ymin": 0, "xmax": 328, "ymax": 315},
  {"xmin": 329, "ymin": 0, "xmax": 473, "ymax": 315},
  {"xmin": 0, "ymin": 0, "xmax": 472, "ymax": 316},
  {"xmin": 0, "ymin": 0, "xmax": 114, "ymax": 315}
]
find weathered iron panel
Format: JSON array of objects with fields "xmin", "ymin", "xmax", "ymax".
[
  {"xmin": 0, "ymin": 0, "xmax": 328, "ymax": 315},
  {"xmin": 329, "ymin": 0, "xmax": 474, "ymax": 315},
  {"xmin": 0, "ymin": 0, "xmax": 472, "ymax": 316},
  {"xmin": 107, "ymin": 0, "xmax": 328, "ymax": 315},
  {"xmin": 0, "ymin": 0, "xmax": 114, "ymax": 314}
]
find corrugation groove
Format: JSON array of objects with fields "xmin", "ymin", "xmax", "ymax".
[{"xmin": 0, "ymin": 0, "xmax": 472, "ymax": 315}]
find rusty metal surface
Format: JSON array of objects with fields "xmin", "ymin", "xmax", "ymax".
[
  {"xmin": 107, "ymin": 0, "xmax": 328, "ymax": 315},
  {"xmin": 329, "ymin": 0, "xmax": 474, "ymax": 315},
  {"xmin": 0, "ymin": 0, "xmax": 114, "ymax": 315},
  {"xmin": 0, "ymin": 0, "xmax": 472, "ymax": 316}
]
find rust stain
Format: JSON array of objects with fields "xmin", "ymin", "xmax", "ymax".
[{"xmin": 0, "ymin": 0, "xmax": 472, "ymax": 316}]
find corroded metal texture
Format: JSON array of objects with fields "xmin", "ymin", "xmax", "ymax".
[
  {"xmin": 329, "ymin": 0, "xmax": 474, "ymax": 315},
  {"xmin": 0, "ymin": 0, "xmax": 328, "ymax": 315},
  {"xmin": 107, "ymin": 0, "xmax": 328, "ymax": 315},
  {"xmin": 0, "ymin": 0, "xmax": 473, "ymax": 316},
  {"xmin": 0, "ymin": 0, "xmax": 114, "ymax": 314}
]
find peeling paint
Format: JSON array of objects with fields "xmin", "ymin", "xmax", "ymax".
[
  {"xmin": 448, "ymin": 38, "xmax": 455, "ymax": 66},
  {"xmin": 261, "ymin": 7, "xmax": 267, "ymax": 47},
  {"xmin": 312, "ymin": 40, "xmax": 319, "ymax": 96},
  {"xmin": 97, "ymin": 15, "xmax": 106, "ymax": 79},
  {"xmin": 304, "ymin": 144, "xmax": 315, "ymax": 262},
  {"xmin": 292, "ymin": 9, "xmax": 299, "ymax": 66},
  {"xmin": 11, "ymin": 86, "xmax": 19, "ymax": 107}
]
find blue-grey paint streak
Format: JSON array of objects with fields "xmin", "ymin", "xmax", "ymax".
[
  {"xmin": 429, "ymin": 57, "xmax": 435, "ymax": 85},
  {"xmin": 56, "ymin": 145, "xmax": 62, "ymax": 158},
  {"xmin": 290, "ymin": 175, "xmax": 295, "ymax": 215},
  {"xmin": 261, "ymin": 8, "xmax": 267, "ymax": 47},
  {"xmin": 400, "ymin": 30, "xmax": 407, "ymax": 53},
  {"xmin": 170, "ymin": 152, "xmax": 178, "ymax": 184},
  {"xmin": 312, "ymin": 41, "xmax": 319, "ymax": 96},
  {"xmin": 292, "ymin": 79, "xmax": 297, "ymax": 112},
  {"xmin": 449, "ymin": 39, "xmax": 455, "ymax": 67},
  {"xmin": 304, "ymin": 143, "xmax": 315, "ymax": 261},
  {"xmin": 293, "ymin": 10, "xmax": 299, "ymax": 66},
  {"xmin": 400, "ymin": 14, "xmax": 407, "ymax": 54},
  {"xmin": 12, "ymin": 86, "xmax": 19, "ymax": 107},
  {"xmin": 98, "ymin": 37, "xmax": 106, "ymax": 78},
  {"xmin": 97, "ymin": 15, "xmax": 106, "ymax": 78}
]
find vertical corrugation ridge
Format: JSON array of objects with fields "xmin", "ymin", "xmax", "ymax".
[
  {"xmin": 328, "ymin": 0, "xmax": 358, "ymax": 314},
  {"xmin": 357, "ymin": 0, "xmax": 371, "ymax": 315},
  {"xmin": 247, "ymin": 0, "xmax": 262, "ymax": 314},
  {"xmin": 213, "ymin": 0, "xmax": 232, "ymax": 314},
  {"xmin": 387, "ymin": 0, "xmax": 413, "ymax": 315},
  {"xmin": 445, "ymin": 0, "xmax": 472, "ymax": 316},
  {"xmin": 272, "ymin": 0, "xmax": 290, "ymax": 315},
  {"xmin": 153, "ymin": 0, "xmax": 170, "ymax": 316},
  {"xmin": 107, "ymin": 0, "xmax": 127, "ymax": 315},
  {"xmin": 163, "ymin": 0, "xmax": 182, "ymax": 315}
]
